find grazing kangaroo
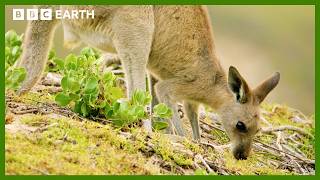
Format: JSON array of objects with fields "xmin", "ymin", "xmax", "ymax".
[{"xmin": 17, "ymin": 5, "xmax": 280, "ymax": 159}]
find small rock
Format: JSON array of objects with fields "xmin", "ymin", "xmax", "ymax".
[{"xmin": 41, "ymin": 72, "xmax": 62, "ymax": 86}]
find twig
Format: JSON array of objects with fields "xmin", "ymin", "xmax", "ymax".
[
  {"xmin": 260, "ymin": 116, "xmax": 272, "ymax": 127},
  {"xmin": 292, "ymin": 159, "xmax": 306, "ymax": 174},
  {"xmin": 275, "ymin": 132, "xmax": 285, "ymax": 156},
  {"xmin": 290, "ymin": 144, "xmax": 308, "ymax": 158},
  {"xmin": 254, "ymin": 139, "xmax": 314, "ymax": 164},
  {"xmin": 204, "ymin": 158, "xmax": 230, "ymax": 175},
  {"xmin": 35, "ymin": 123, "xmax": 59, "ymax": 132},
  {"xmin": 268, "ymin": 159, "xmax": 296, "ymax": 169},
  {"xmin": 261, "ymin": 125, "xmax": 314, "ymax": 139},
  {"xmin": 253, "ymin": 143, "xmax": 280, "ymax": 158},
  {"xmin": 200, "ymin": 141, "xmax": 230, "ymax": 152},
  {"xmin": 11, "ymin": 108, "xmax": 39, "ymax": 114},
  {"xmin": 286, "ymin": 136, "xmax": 304, "ymax": 148},
  {"xmin": 287, "ymin": 107, "xmax": 312, "ymax": 123},
  {"xmin": 195, "ymin": 154, "xmax": 213, "ymax": 173},
  {"xmin": 194, "ymin": 161, "xmax": 201, "ymax": 169},
  {"xmin": 282, "ymin": 144, "xmax": 306, "ymax": 160},
  {"xmin": 90, "ymin": 116, "xmax": 112, "ymax": 124}
]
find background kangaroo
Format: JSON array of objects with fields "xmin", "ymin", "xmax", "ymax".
[{"xmin": 17, "ymin": 5, "xmax": 280, "ymax": 160}]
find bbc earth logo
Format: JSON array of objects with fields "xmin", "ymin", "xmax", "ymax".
[{"xmin": 12, "ymin": 8, "xmax": 95, "ymax": 20}]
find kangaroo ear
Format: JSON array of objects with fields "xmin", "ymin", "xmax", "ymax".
[
  {"xmin": 228, "ymin": 66, "xmax": 250, "ymax": 104},
  {"xmin": 253, "ymin": 72, "xmax": 280, "ymax": 104}
]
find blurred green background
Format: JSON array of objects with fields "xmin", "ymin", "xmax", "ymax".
[{"xmin": 5, "ymin": 5, "xmax": 315, "ymax": 115}]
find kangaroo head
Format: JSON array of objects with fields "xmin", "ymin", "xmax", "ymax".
[{"xmin": 219, "ymin": 66, "xmax": 280, "ymax": 160}]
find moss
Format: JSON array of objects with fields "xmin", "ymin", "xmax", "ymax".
[
  {"xmin": 223, "ymin": 151, "xmax": 294, "ymax": 175},
  {"xmin": 261, "ymin": 104, "xmax": 313, "ymax": 128},
  {"xmin": 205, "ymin": 147, "xmax": 222, "ymax": 161},
  {"xmin": 129, "ymin": 128, "xmax": 149, "ymax": 151},
  {"xmin": 295, "ymin": 135, "xmax": 315, "ymax": 160},
  {"xmin": 211, "ymin": 129, "xmax": 229, "ymax": 144},
  {"xmin": 11, "ymin": 91, "xmax": 55, "ymax": 105},
  {"xmin": 172, "ymin": 154, "xmax": 193, "ymax": 166},
  {"xmin": 5, "ymin": 114, "xmax": 160, "ymax": 175},
  {"xmin": 20, "ymin": 114, "xmax": 54, "ymax": 126},
  {"xmin": 182, "ymin": 139, "xmax": 203, "ymax": 154},
  {"xmin": 151, "ymin": 133, "xmax": 193, "ymax": 167},
  {"xmin": 194, "ymin": 168, "xmax": 208, "ymax": 175},
  {"xmin": 256, "ymin": 133, "xmax": 275, "ymax": 144}
]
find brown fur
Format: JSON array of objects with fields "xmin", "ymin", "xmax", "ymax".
[{"xmin": 17, "ymin": 5, "xmax": 280, "ymax": 159}]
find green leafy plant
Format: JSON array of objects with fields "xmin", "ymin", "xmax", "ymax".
[
  {"xmin": 46, "ymin": 50, "xmax": 61, "ymax": 73},
  {"xmin": 5, "ymin": 68, "xmax": 26, "ymax": 91},
  {"xmin": 5, "ymin": 30, "xmax": 26, "ymax": 91},
  {"xmin": 152, "ymin": 103, "xmax": 172, "ymax": 130},
  {"xmin": 55, "ymin": 47, "xmax": 172, "ymax": 129},
  {"xmin": 47, "ymin": 47, "xmax": 101, "ymax": 73},
  {"xmin": 5, "ymin": 30, "xmax": 23, "ymax": 67}
]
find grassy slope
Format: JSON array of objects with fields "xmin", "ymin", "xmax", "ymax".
[
  {"xmin": 5, "ymin": 91, "xmax": 315, "ymax": 175},
  {"xmin": 6, "ymin": 115, "xmax": 161, "ymax": 175}
]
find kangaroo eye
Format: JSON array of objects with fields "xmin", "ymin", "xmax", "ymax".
[{"xmin": 236, "ymin": 121, "xmax": 247, "ymax": 132}]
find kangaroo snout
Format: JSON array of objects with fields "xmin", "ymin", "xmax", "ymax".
[
  {"xmin": 232, "ymin": 139, "xmax": 253, "ymax": 160},
  {"xmin": 232, "ymin": 146, "xmax": 249, "ymax": 160}
]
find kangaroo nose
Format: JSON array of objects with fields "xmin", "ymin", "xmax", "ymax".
[{"xmin": 234, "ymin": 151, "xmax": 247, "ymax": 160}]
